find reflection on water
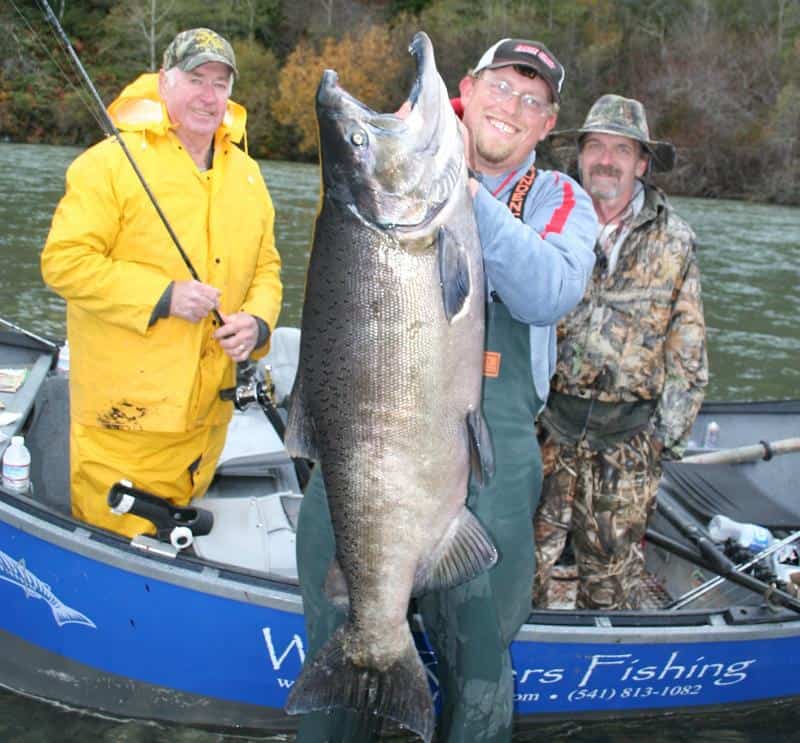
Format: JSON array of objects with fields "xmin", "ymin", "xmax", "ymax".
[{"xmin": 0, "ymin": 143, "xmax": 799, "ymax": 741}]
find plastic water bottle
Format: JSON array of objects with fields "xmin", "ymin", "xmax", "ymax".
[
  {"xmin": 2, "ymin": 435, "xmax": 31, "ymax": 494},
  {"xmin": 703, "ymin": 421, "xmax": 720, "ymax": 449},
  {"xmin": 56, "ymin": 341, "xmax": 70, "ymax": 376},
  {"xmin": 708, "ymin": 514, "xmax": 773, "ymax": 552}
]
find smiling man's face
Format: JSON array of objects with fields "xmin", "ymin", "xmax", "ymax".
[
  {"xmin": 159, "ymin": 61, "xmax": 232, "ymax": 147},
  {"xmin": 579, "ymin": 132, "xmax": 648, "ymax": 208},
  {"xmin": 459, "ymin": 66, "xmax": 557, "ymax": 176}
]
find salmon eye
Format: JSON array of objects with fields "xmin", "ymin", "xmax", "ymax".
[{"xmin": 351, "ymin": 130, "xmax": 367, "ymax": 146}]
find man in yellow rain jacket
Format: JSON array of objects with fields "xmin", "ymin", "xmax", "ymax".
[{"xmin": 41, "ymin": 28, "xmax": 283, "ymax": 538}]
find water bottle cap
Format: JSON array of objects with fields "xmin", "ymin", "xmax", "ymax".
[{"xmin": 11, "ymin": 436, "xmax": 23, "ymax": 446}]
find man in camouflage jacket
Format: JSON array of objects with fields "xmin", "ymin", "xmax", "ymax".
[{"xmin": 533, "ymin": 95, "xmax": 708, "ymax": 609}]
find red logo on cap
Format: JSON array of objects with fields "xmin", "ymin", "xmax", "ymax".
[{"xmin": 514, "ymin": 43, "xmax": 556, "ymax": 70}]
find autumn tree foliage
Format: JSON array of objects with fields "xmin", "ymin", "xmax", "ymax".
[
  {"xmin": 2, "ymin": 0, "xmax": 799, "ymax": 203},
  {"xmin": 272, "ymin": 24, "xmax": 407, "ymax": 157}
]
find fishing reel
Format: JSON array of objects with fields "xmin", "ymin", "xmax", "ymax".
[{"xmin": 219, "ymin": 360, "xmax": 277, "ymax": 412}]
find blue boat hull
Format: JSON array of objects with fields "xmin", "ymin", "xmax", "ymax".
[
  {"xmin": 4, "ymin": 496, "xmax": 800, "ymax": 731},
  {"xmin": 2, "ymin": 328, "xmax": 799, "ymax": 730}
]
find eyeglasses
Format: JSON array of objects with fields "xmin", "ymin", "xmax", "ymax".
[{"xmin": 478, "ymin": 76, "xmax": 553, "ymax": 117}]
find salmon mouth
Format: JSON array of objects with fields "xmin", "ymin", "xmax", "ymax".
[
  {"xmin": 316, "ymin": 31, "xmax": 438, "ymax": 133},
  {"xmin": 315, "ymin": 32, "xmax": 460, "ymax": 230}
]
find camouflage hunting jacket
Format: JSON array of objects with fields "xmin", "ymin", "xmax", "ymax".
[{"xmin": 549, "ymin": 184, "xmax": 708, "ymax": 457}]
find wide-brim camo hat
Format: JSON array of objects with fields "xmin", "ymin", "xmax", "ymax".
[
  {"xmin": 163, "ymin": 28, "xmax": 238, "ymax": 79},
  {"xmin": 473, "ymin": 38, "xmax": 565, "ymax": 104},
  {"xmin": 556, "ymin": 94, "xmax": 676, "ymax": 172}
]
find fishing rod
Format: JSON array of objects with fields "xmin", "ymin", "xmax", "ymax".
[{"xmin": 34, "ymin": 0, "xmax": 223, "ymax": 327}]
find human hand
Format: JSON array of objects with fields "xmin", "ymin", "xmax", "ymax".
[
  {"xmin": 457, "ymin": 117, "xmax": 475, "ymax": 170},
  {"xmin": 651, "ymin": 437, "xmax": 665, "ymax": 463},
  {"xmin": 456, "ymin": 118, "xmax": 479, "ymax": 198},
  {"xmin": 170, "ymin": 280, "xmax": 221, "ymax": 323},
  {"xmin": 214, "ymin": 312, "xmax": 258, "ymax": 362}
]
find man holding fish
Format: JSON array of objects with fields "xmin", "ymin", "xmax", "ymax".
[{"xmin": 288, "ymin": 35, "xmax": 596, "ymax": 742}]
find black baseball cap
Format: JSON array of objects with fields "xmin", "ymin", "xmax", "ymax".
[{"xmin": 473, "ymin": 38, "xmax": 565, "ymax": 103}]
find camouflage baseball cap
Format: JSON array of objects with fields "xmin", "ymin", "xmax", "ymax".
[
  {"xmin": 557, "ymin": 94, "xmax": 675, "ymax": 172},
  {"xmin": 162, "ymin": 28, "xmax": 238, "ymax": 79}
]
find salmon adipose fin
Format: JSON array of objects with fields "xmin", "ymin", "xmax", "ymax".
[
  {"xmin": 412, "ymin": 507, "xmax": 498, "ymax": 595},
  {"xmin": 285, "ymin": 624, "xmax": 435, "ymax": 743},
  {"xmin": 437, "ymin": 225, "xmax": 471, "ymax": 322},
  {"xmin": 284, "ymin": 374, "xmax": 319, "ymax": 461},
  {"xmin": 467, "ymin": 408, "xmax": 494, "ymax": 484}
]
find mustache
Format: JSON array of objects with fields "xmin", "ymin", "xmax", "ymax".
[{"xmin": 589, "ymin": 164, "xmax": 622, "ymax": 178}]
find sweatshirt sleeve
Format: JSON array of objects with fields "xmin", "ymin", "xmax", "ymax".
[{"xmin": 473, "ymin": 170, "xmax": 597, "ymax": 326}]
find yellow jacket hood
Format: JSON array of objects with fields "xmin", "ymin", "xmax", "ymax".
[{"xmin": 106, "ymin": 72, "xmax": 247, "ymax": 145}]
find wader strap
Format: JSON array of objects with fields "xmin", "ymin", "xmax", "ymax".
[
  {"xmin": 506, "ymin": 164, "xmax": 537, "ymax": 220},
  {"xmin": 490, "ymin": 164, "xmax": 538, "ymax": 307}
]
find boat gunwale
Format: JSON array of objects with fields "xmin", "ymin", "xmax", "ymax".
[{"xmin": 4, "ymin": 486, "xmax": 800, "ymax": 638}]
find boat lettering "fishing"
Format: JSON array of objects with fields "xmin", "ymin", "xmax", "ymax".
[{"xmin": 516, "ymin": 650, "xmax": 757, "ymax": 690}]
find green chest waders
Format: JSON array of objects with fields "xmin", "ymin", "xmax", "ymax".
[
  {"xmin": 294, "ymin": 301, "xmax": 543, "ymax": 742},
  {"xmin": 417, "ymin": 300, "xmax": 543, "ymax": 743}
]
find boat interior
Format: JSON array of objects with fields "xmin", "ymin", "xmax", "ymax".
[{"xmin": 2, "ymin": 326, "xmax": 800, "ymax": 624}]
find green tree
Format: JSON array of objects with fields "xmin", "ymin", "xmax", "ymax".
[{"xmin": 232, "ymin": 38, "xmax": 290, "ymax": 159}]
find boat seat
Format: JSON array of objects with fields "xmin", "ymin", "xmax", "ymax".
[
  {"xmin": 192, "ymin": 488, "xmax": 300, "ymax": 581},
  {"xmin": 661, "ymin": 461, "xmax": 800, "ymax": 532},
  {"xmin": 0, "ymin": 343, "xmax": 53, "ymax": 442}
]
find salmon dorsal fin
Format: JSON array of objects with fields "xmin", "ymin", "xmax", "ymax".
[
  {"xmin": 437, "ymin": 225, "xmax": 471, "ymax": 322},
  {"xmin": 412, "ymin": 507, "xmax": 498, "ymax": 595}
]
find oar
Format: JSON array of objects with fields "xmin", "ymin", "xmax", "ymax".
[
  {"xmin": 646, "ymin": 527, "xmax": 800, "ymax": 614},
  {"xmin": 682, "ymin": 437, "xmax": 800, "ymax": 465},
  {"xmin": 668, "ymin": 529, "xmax": 800, "ymax": 610}
]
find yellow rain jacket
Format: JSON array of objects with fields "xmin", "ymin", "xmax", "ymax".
[{"xmin": 42, "ymin": 73, "xmax": 282, "ymax": 434}]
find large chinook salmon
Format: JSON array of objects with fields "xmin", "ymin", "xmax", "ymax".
[{"xmin": 284, "ymin": 31, "xmax": 495, "ymax": 742}]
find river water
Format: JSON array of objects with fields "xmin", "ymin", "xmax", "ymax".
[{"xmin": 0, "ymin": 143, "xmax": 798, "ymax": 741}]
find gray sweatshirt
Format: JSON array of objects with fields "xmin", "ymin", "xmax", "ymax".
[{"xmin": 473, "ymin": 149, "xmax": 598, "ymax": 403}]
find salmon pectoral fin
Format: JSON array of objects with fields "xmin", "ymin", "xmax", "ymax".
[
  {"xmin": 412, "ymin": 507, "xmax": 498, "ymax": 595},
  {"xmin": 323, "ymin": 558, "xmax": 350, "ymax": 611},
  {"xmin": 467, "ymin": 408, "xmax": 495, "ymax": 484},
  {"xmin": 437, "ymin": 225, "xmax": 471, "ymax": 322},
  {"xmin": 284, "ymin": 373, "xmax": 320, "ymax": 461},
  {"xmin": 285, "ymin": 624, "xmax": 435, "ymax": 743}
]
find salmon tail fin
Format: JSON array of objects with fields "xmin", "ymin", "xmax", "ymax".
[
  {"xmin": 285, "ymin": 625, "xmax": 435, "ymax": 743},
  {"xmin": 467, "ymin": 408, "xmax": 494, "ymax": 484},
  {"xmin": 412, "ymin": 506, "xmax": 498, "ymax": 595},
  {"xmin": 284, "ymin": 373, "xmax": 319, "ymax": 461}
]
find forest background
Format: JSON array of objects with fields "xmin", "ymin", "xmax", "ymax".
[{"xmin": 1, "ymin": 0, "xmax": 798, "ymax": 204}]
